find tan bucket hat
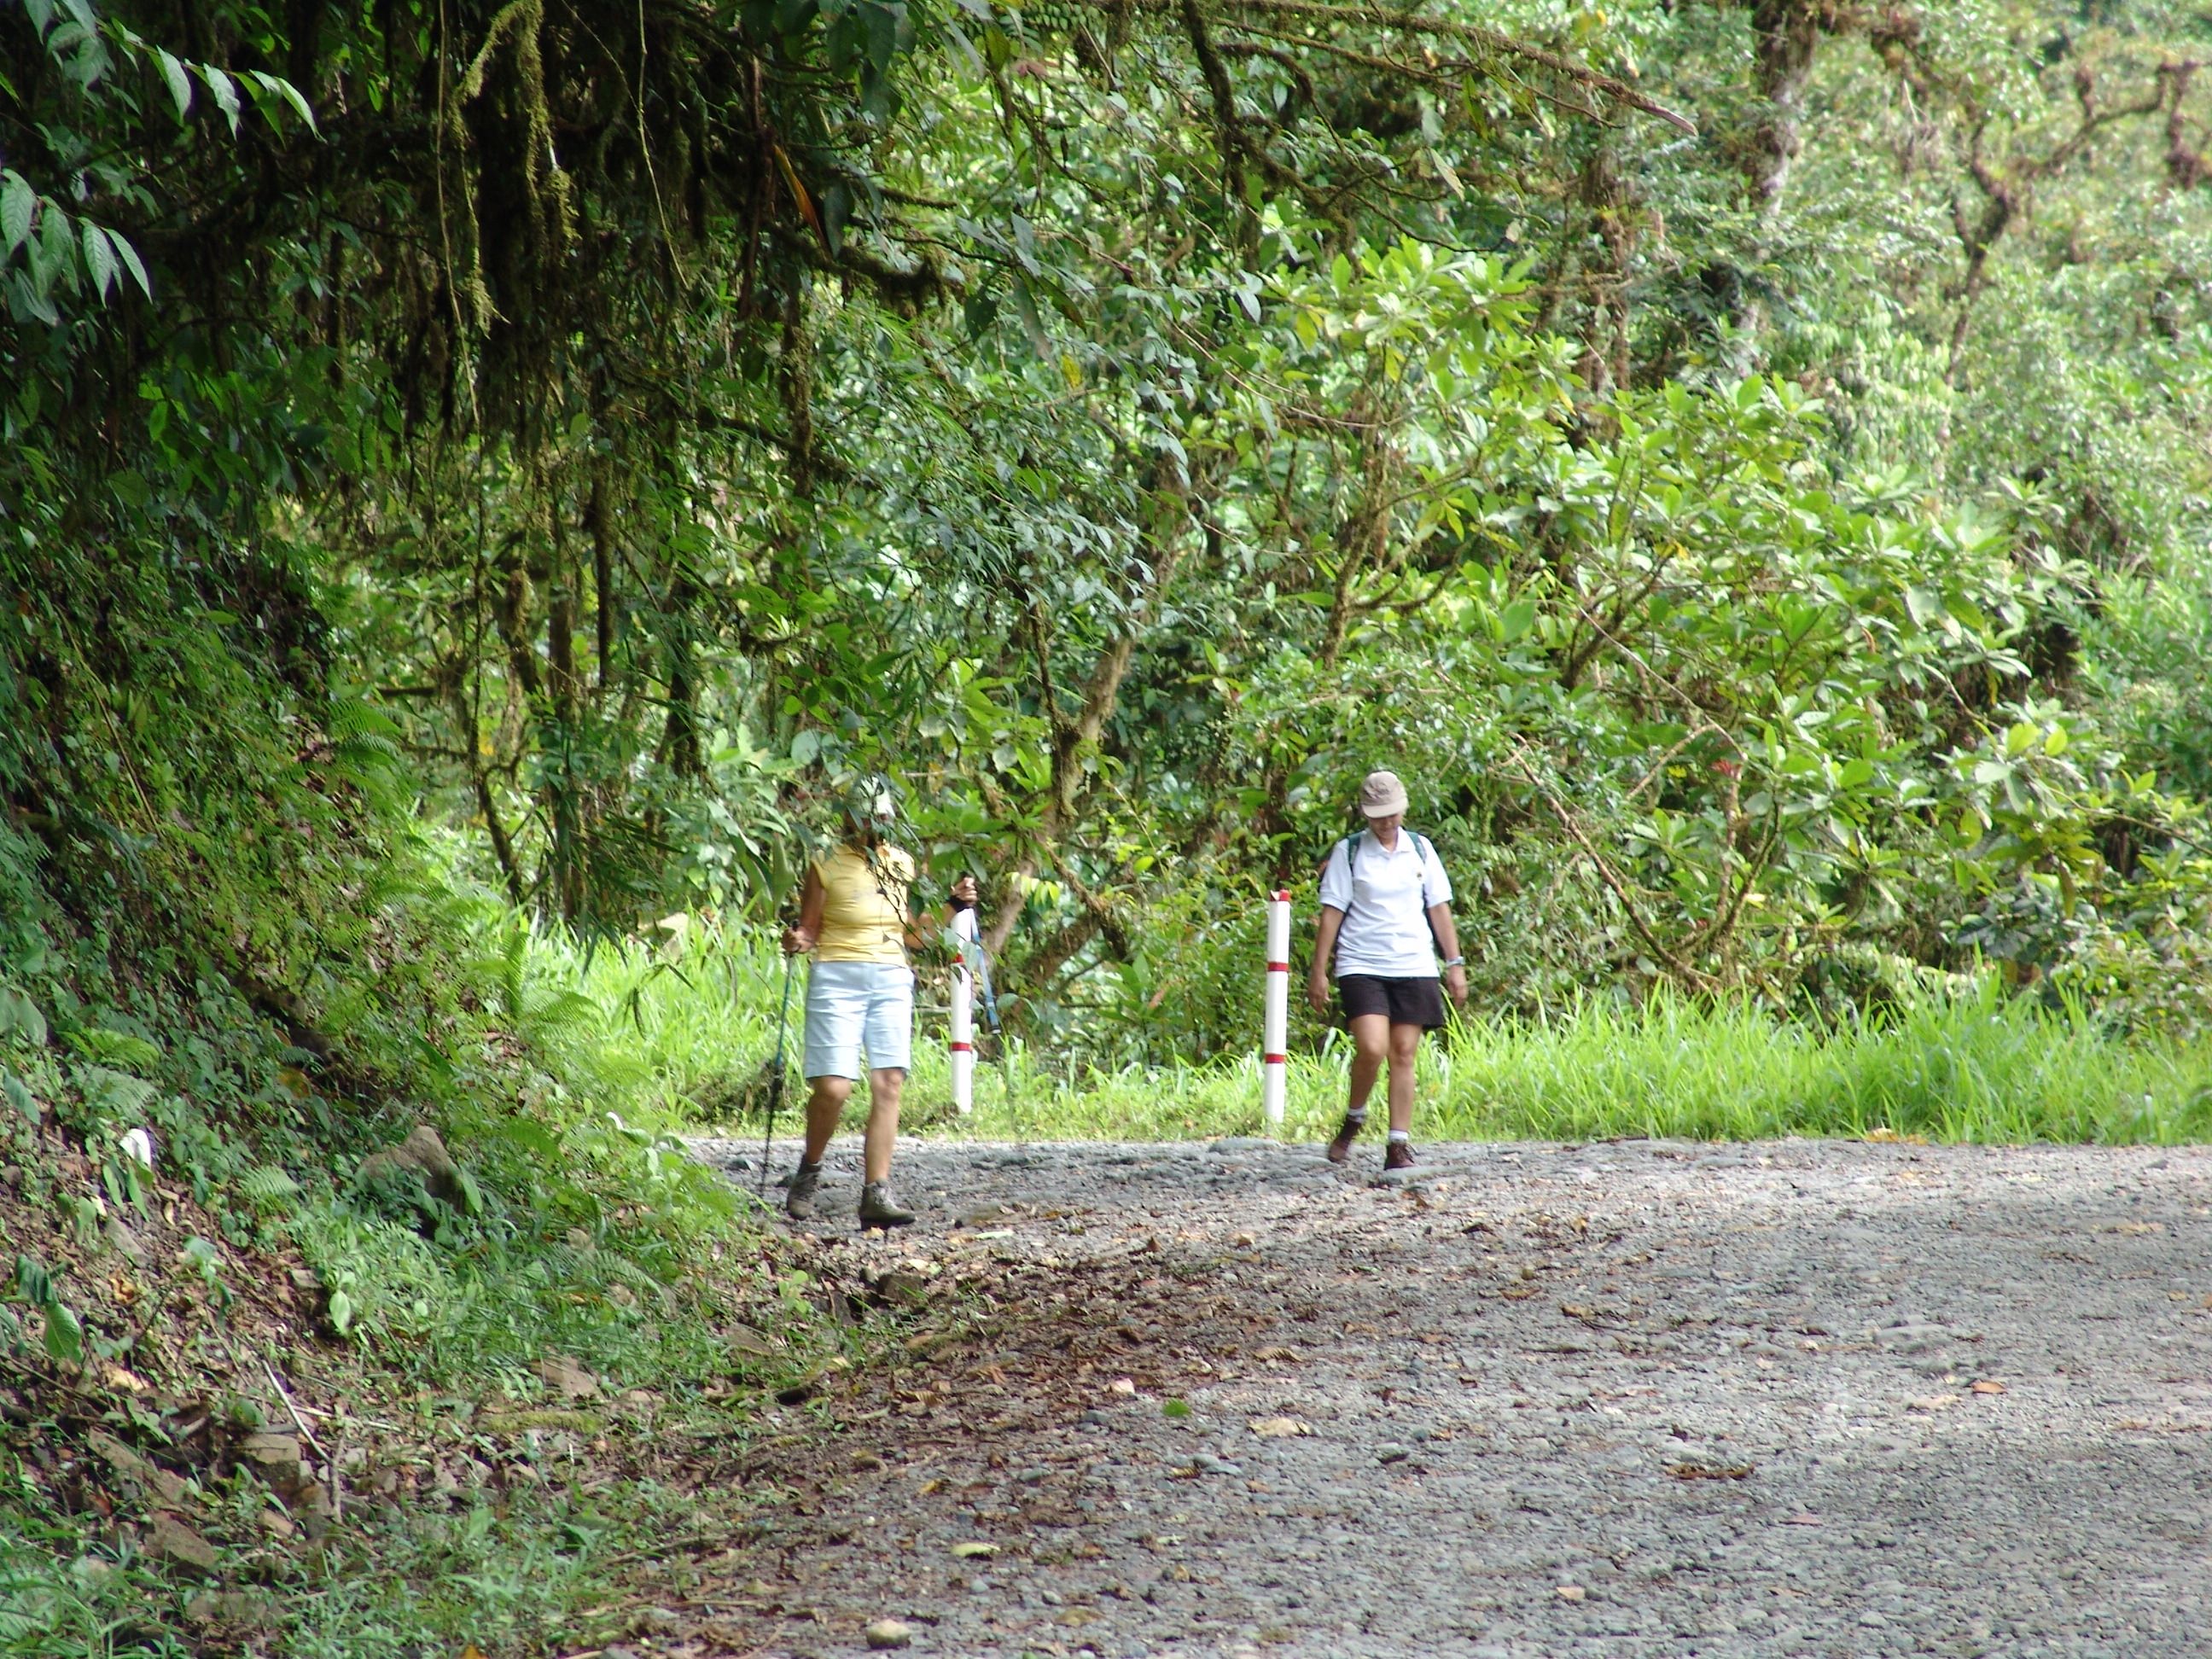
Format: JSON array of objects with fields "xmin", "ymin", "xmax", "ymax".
[{"xmin": 1358, "ymin": 770, "xmax": 1409, "ymax": 818}]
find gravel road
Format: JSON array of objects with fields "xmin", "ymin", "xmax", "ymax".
[{"xmin": 690, "ymin": 1135, "xmax": 2212, "ymax": 1659}]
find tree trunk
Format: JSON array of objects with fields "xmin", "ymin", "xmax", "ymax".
[{"xmin": 1746, "ymin": 0, "xmax": 1824, "ymax": 218}]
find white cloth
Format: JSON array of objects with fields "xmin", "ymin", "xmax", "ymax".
[
  {"xmin": 1318, "ymin": 829, "xmax": 1452, "ymax": 980},
  {"xmin": 803, "ymin": 960, "xmax": 915, "ymax": 1079}
]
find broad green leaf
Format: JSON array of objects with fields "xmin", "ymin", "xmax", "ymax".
[
  {"xmin": 36, "ymin": 199, "xmax": 73, "ymax": 294},
  {"xmin": 14, "ymin": 1254, "xmax": 51, "ymax": 1306},
  {"xmin": 247, "ymin": 68, "xmax": 317, "ymax": 130},
  {"xmin": 108, "ymin": 230, "xmax": 150, "ymax": 299},
  {"xmin": 81, "ymin": 219, "xmax": 115, "ymax": 300},
  {"xmin": 0, "ymin": 173, "xmax": 33, "ymax": 259},
  {"xmin": 156, "ymin": 49, "xmax": 192, "ymax": 119},
  {"xmin": 328, "ymin": 1288, "xmax": 355, "ymax": 1335},
  {"xmin": 44, "ymin": 1302, "xmax": 83, "ymax": 1364},
  {"xmin": 0, "ymin": 987, "xmax": 47, "ymax": 1046},
  {"xmin": 199, "ymin": 64, "xmax": 241, "ymax": 133},
  {"xmin": 1, "ymin": 1074, "xmax": 38, "ymax": 1125},
  {"xmin": 2004, "ymin": 722, "xmax": 2036, "ymax": 760}
]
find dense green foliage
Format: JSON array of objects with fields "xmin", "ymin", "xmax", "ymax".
[{"xmin": 15, "ymin": 0, "xmax": 2212, "ymax": 1071}]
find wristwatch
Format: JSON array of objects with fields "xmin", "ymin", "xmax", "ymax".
[{"xmin": 1441, "ymin": 956, "xmax": 1465, "ymax": 968}]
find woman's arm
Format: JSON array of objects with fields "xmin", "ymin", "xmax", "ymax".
[
  {"xmin": 1428, "ymin": 902, "xmax": 1468, "ymax": 1008},
  {"xmin": 783, "ymin": 867, "xmax": 825, "ymax": 955},
  {"xmin": 904, "ymin": 872, "xmax": 980, "ymax": 950},
  {"xmin": 1307, "ymin": 905, "xmax": 1345, "ymax": 1013}
]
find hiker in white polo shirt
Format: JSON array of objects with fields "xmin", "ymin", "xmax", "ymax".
[{"xmin": 1307, "ymin": 770, "xmax": 1468, "ymax": 1170}]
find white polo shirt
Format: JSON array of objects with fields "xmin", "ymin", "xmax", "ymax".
[{"xmin": 1318, "ymin": 829, "xmax": 1452, "ymax": 980}]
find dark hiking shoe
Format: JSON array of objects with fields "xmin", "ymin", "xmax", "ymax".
[
  {"xmin": 1325, "ymin": 1115, "xmax": 1367, "ymax": 1164},
  {"xmin": 1383, "ymin": 1141, "xmax": 1416, "ymax": 1172},
  {"xmin": 858, "ymin": 1181, "xmax": 916, "ymax": 1231},
  {"xmin": 785, "ymin": 1161, "xmax": 823, "ymax": 1220}
]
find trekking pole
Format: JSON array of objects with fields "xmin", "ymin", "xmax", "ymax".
[
  {"xmin": 758, "ymin": 949, "xmax": 798, "ymax": 1199},
  {"xmin": 969, "ymin": 933, "xmax": 1016, "ymax": 1114}
]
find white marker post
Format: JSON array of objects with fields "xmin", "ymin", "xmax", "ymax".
[
  {"xmin": 1263, "ymin": 889, "xmax": 1291, "ymax": 1129},
  {"xmin": 950, "ymin": 907, "xmax": 977, "ymax": 1115}
]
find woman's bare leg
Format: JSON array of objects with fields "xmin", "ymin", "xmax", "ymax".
[
  {"xmin": 1385, "ymin": 1022, "xmax": 1423, "ymax": 1136},
  {"xmin": 1347, "ymin": 1014, "xmax": 1391, "ymax": 1118},
  {"xmin": 801, "ymin": 1074, "xmax": 853, "ymax": 1163},
  {"xmin": 863, "ymin": 1067, "xmax": 905, "ymax": 1183}
]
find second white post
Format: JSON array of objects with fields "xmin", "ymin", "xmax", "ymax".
[
  {"xmin": 1263, "ymin": 889, "xmax": 1290, "ymax": 1128},
  {"xmin": 950, "ymin": 908, "xmax": 976, "ymax": 1115}
]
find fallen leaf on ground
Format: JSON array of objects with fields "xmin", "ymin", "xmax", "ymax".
[
  {"xmin": 1667, "ymin": 1462, "xmax": 1755, "ymax": 1481},
  {"xmin": 1556, "ymin": 1585, "xmax": 1586, "ymax": 1602},
  {"xmin": 950, "ymin": 1540, "xmax": 998, "ymax": 1558},
  {"xmin": 1970, "ymin": 1379, "xmax": 2006, "ymax": 1395},
  {"xmin": 1254, "ymin": 1346, "xmax": 1301, "ymax": 1363},
  {"xmin": 1248, "ymin": 1417, "xmax": 1312, "ymax": 1437}
]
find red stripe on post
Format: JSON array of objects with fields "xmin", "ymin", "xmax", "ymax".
[
  {"xmin": 949, "ymin": 1041, "xmax": 974, "ymax": 1052},
  {"xmin": 1272, "ymin": 889, "xmax": 1291, "ymax": 901},
  {"xmin": 1263, "ymin": 1053, "xmax": 1288, "ymax": 1065},
  {"xmin": 1266, "ymin": 960, "xmax": 1290, "ymax": 973}
]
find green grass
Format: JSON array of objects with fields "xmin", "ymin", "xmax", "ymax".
[{"xmin": 538, "ymin": 923, "xmax": 2212, "ymax": 1145}]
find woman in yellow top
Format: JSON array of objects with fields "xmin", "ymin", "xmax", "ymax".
[{"xmin": 780, "ymin": 784, "xmax": 978, "ymax": 1229}]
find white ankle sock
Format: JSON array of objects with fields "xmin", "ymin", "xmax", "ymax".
[
  {"xmin": 1343, "ymin": 1109, "xmax": 1367, "ymax": 1122},
  {"xmin": 1387, "ymin": 1129, "xmax": 1410, "ymax": 1144}
]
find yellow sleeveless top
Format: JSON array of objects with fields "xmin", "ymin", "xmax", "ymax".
[{"xmin": 814, "ymin": 844, "xmax": 912, "ymax": 963}]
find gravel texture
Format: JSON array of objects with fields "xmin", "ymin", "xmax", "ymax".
[{"xmin": 690, "ymin": 1134, "xmax": 2212, "ymax": 1659}]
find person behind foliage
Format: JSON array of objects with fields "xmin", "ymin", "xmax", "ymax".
[
  {"xmin": 1307, "ymin": 769, "xmax": 1468, "ymax": 1171},
  {"xmin": 779, "ymin": 778, "xmax": 979, "ymax": 1230}
]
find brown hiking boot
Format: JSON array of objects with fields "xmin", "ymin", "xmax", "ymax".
[
  {"xmin": 858, "ymin": 1181, "xmax": 916, "ymax": 1231},
  {"xmin": 784, "ymin": 1161, "xmax": 823, "ymax": 1220},
  {"xmin": 1383, "ymin": 1140, "xmax": 1416, "ymax": 1172},
  {"xmin": 1325, "ymin": 1114, "xmax": 1366, "ymax": 1163}
]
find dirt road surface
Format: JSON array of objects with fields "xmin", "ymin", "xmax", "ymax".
[{"xmin": 690, "ymin": 1136, "xmax": 2212, "ymax": 1659}]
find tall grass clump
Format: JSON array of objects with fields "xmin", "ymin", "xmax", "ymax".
[
  {"xmin": 536, "ymin": 922, "xmax": 2212, "ymax": 1145},
  {"xmin": 1424, "ymin": 981, "xmax": 2212, "ymax": 1144}
]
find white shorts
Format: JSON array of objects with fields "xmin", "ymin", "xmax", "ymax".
[{"xmin": 803, "ymin": 961, "xmax": 915, "ymax": 1080}]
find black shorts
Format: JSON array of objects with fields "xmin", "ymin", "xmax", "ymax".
[{"xmin": 1337, "ymin": 975, "xmax": 1447, "ymax": 1030}]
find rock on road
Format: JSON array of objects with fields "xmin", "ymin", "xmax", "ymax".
[{"xmin": 693, "ymin": 1136, "xmax": 2212, "ymax": 1658}]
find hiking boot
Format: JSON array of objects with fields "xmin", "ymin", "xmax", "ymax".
[
  {"xmin": 1324, "ymin": 1114, "xmax": 1367, "ymax": 1164},
  {"xmin": 1383, "ymin": 1140, "xmax": 1416, "ymax": 1172},
  {"xmin": 858, "ymin": 1181, "xmax": 916, "ymax": 1231},
  {"xmin": 784, "ymin": 1161, "xmax": 823, "ymax": 1220}
]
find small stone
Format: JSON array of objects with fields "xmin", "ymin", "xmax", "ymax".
[
  {"xmin": 1377, "ymin": 1444, "xmax": 1412, "ymax": 1464},
  {"xmin": 145, "ymin": 1511, "xmax": 218, "ymax": 1575},
  {"xmin": 864, "ymin": 1617, "xmax": 913, "ymax": 1650},
  {"xmin": 183, "ymin": 1591, "xmax": 270, "ymax": 1628},
  {"xmin": 535, "ymin": 1355, "xmax": 600, "ymax": 1400},
  {"xmin": 1557, "ymin": 1585, "xmax": 1587, "ymax": 1602},
  {"xmin": 357, "ymin": 1125, "xmax": 468, "ymax": 1209}
]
